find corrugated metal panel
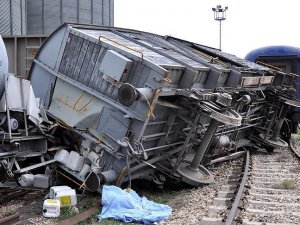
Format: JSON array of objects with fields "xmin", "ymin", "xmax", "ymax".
[
  {"xmin": 12, "ymin": 0, "xmax": 22, "ymax": 35},
  {"xmin": 27, "ymin": 0, "xmax": 44, "ymax": 34},
  {"xmin": 26, "ymin": 0, "xmax": 114, "ymax": 35},
  {"xmin": 92, "ymin": 0, "xmax": 103, "ymax": 25},
  {"xmin": 79, "ymin": 0, "xmax": 92, "ymax": 24},
  {"xmin": 0, "ymin": 0, "xmax": 11, "ymax": 35},
  {"xmin": 57, "ymin": 32, "xmax": 124, "ymax": 100},
  {"xmin": 59, "ymin": 33, "xmax": 106, "ymax": 94},
  {"xmin": 62, "ymin": 0, "xmax": 78, "ymax": 23},
  {"xmin": 21, "ymin": 0, "xmax": 26, "ymax": 34},
  {"xmin": 44, "ymin": 0, "xmax": 61, "ymax": 34},
  {"xmin": 0, "ymin": 0, "xmax": 25, "ymax": 35},
  {"xmin": 110, "ymin": 0, "xmax": 114, "ymax": 26},
  {"xmin": 0, "ymin": 0, "xmax": 114, "ymax": 35},
  {"xmin": 103, "ymin": 0, "xmax": 110, "ymax": 26}
]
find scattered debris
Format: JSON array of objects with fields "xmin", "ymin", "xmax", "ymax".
[{"xmin": 42, "ymin": 186, "xmax": 77, "ymax": 219}]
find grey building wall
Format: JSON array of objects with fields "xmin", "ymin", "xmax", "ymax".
[
  {"xmin": 0, "ymin": 0, "xmax": 114, "ymax": 36},
  {"xmin": 0, "ymin": 0, "xmax": 114, "ymax": 77},
  {"xmin": 26, "ymin": 0, "xmax": 114, "ymax": 35}
]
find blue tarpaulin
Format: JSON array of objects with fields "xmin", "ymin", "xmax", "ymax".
[{"xmin": 98, "ymin": 185, "xmax": 172, "ymax": 224}]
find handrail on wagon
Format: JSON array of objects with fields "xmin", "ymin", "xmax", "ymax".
[
  {"xmin": 256, "ymin": 61, "xmax": 282, "ymax": 71},
  {"xmin": 192, "ymin": 49, "xmax": 230, "ymax": 68},
  {"xmin": 257, "ymin": 61, "xmax": 299, "ymax": 77},
  {"xmin": 99, "ymin": 35, "xmax": 144, "ymax": 59}
]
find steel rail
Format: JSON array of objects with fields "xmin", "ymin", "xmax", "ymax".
[
  {"xmin": 225, "ymin": 150, "xmax": 249, "ymax": 225},
  {"xmin": 289, "ymin": 139, "xmax": 300, "ymax": 159},
  {"xmin": 56, "ymin": 206, "xmax": 98, "ymax": 225},
  {"xmin": 0, "ymin": 189, "xmax": 28, "ymax": 204},
  {"xmin": 0, "ymin": 214, "xmax": 20, "ymax": 225},
  {"xmin": 0, "ymin": 188, "xmax": 44, "ymax": 204}
]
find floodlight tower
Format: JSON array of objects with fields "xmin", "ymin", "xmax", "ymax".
[{"xmin": 212, "ymin": 5, "xmax": 228, "ymax": 50}]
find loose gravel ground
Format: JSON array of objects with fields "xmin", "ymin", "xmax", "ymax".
[{"xmin": 0, "ymin": 193, "xmax": 56, "ymax": 225}]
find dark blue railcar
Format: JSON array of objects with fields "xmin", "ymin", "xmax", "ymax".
[
  {"xmin": 245, "ymin": 46, "xmax": 300, "ymax": 99},
  {"xmin": 246, "ymin": 46, "xmax": 300, "ymax": 134}
]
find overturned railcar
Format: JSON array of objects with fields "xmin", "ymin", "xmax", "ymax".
[{"xmin": 28, "ymin": 24, "xmax": 299, "ymax": 190}]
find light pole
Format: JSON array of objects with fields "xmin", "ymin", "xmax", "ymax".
[{"xmin": 212, "ymin": 5, "xmax": 228, "ymax": 50}]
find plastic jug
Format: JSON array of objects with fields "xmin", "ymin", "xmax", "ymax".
[
  {"xmin": 54, "ymin": 189, "xmax": 77, "ymax": 206},
  {"xmin": 18, "ymin": 174, "xmax": 34, "ymax": 187},
  {"xmin": 50, "ymin": 186, "xmax": 71, "ymax": 199},
  {"xmin": 43, "ymin": 199, "xmax": 60, "ymax": 218}
]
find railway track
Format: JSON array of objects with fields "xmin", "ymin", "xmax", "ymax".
[
  {"xmin": 200, "ymin": 152, "xmax": 248, "ymax": 225},
  {"xmin": 0, "ymin": 189, "xmax": 30, "ymax": 204},
  {"xmin": 0, "ymin": 188, "xmax": 46, "ymax": 204},
  {"xmin": 200, "ymin": 137, "xmax": 300, "ymax": 225},
  {"xmin": 238, "ymin": 144, "xmax": 300, "ymax": 224},
  {"xmin": 0, "ymin": 214, "xmax": 20, "ymax": 225}
]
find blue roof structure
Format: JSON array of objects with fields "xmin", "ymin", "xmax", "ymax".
[{"xmin": 245, "ymin": 46, "xmax": 300, "ymax": 62}]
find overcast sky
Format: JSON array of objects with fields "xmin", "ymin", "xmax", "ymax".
[{"xmin": 114, "ymin": 0, "xmax": 299, "ymax": 58}]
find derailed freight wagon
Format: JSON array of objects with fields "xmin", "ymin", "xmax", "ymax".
[{"xmin": 24, "ymin": 23, "xmax": 300, "ymax": 190}]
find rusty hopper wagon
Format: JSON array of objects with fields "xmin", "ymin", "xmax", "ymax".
[{"xmin": 1, "ymin": 23, "xmax": 299, "ymax": 191}]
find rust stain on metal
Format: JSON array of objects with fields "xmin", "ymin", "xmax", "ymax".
[
  {"xmin": 55, "ymin": 97, "xmax": 73, "ymax": 108},
  {"xmin": 54, "ymin": 95, "xmax": 91, "ymax": 113}
]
